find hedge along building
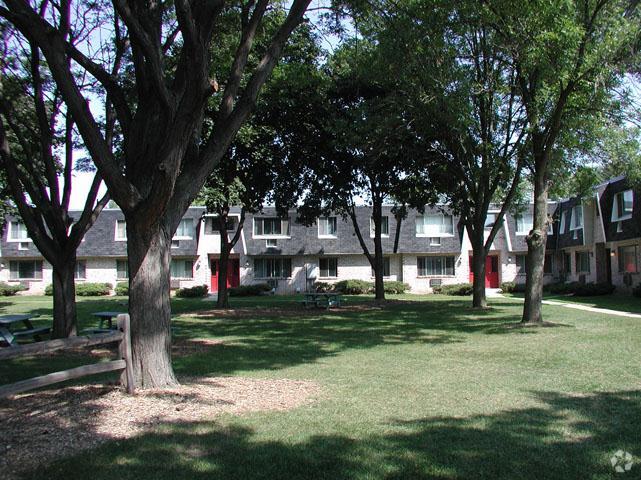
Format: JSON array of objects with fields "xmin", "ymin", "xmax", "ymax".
[{"xmin": 6, "ymin": 182, "xmax": 639, "ymax": 296}]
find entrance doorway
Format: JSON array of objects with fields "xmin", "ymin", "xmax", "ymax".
[
  {"xmin": 469, "ymin": 255, "xmax": 500, "ymax": 288},
  {"xmin": 210, "ymin": 258, "xmax": 240, "ymax": 292}
]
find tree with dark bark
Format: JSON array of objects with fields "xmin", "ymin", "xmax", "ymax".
[
  {"xmin": 0, "ymin": 0, "xmax": 312, "ymax": 387},
  {"xmin": 485, "ymin": 0, "xmax": 640, "ymax": 323},
  {"xmin": 0, "ymin": 22, "xmax": 111, "ymax": 337}
]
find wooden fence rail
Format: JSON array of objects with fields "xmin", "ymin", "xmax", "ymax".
[{"xmin": 0, "ymin": 314, "xmax": 134, "ymax": 398}]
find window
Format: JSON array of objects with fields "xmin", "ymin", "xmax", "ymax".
[
  {"xmin": 515, "ymin": 214, "xmax": 533, "ymax": 235},
  {"xmin": 170, "ymin": 259, "xmax": 194, "ymax": 279},
  {"xmin": 8, "ymin": 221, "xmax": 31, "ymax": 241},
  {"xmin": 544, "ymin": 254, "xmax": 554, "ymax": 275},
  {"xmin": 9, "ymin": 260, "xmax": 42, "ymax": 280},
  {"xmin": 115, "ymin": 220, "xmax": 127, "ymax": 240},
  {"xmin": 563, "ymin": 253, "xmax": 571, "ymax": 274},
  {"xmin": 612, "ymin": 190, "xmax": 634, "ymax": 222},
  {"xmin": 371, "ymin": 257, "xmax": 391, "ymax": 277},
  {"xmin": 370, "ymin": 216, "xmax": 390, "ymax": 237},
  {"xmin": 171, "ymin": 239, "xmax": 180, "ymax": 248},
  {"xmin": 618, "ymin": 245, "xmax": 639, "ymax": 273},
  {"xmin": 429, "ymin": 237, "xmax": 441, "ymax": 246},
  {"xmin": 575, "ymin": 251, "xmax": 590, "ymax": 273},
  {"xmin": 206, "ymin": 216, "xmax": 238, "ymax": 233},
  {"xmin": 254, "ymin": 258, "xmax": 292, "ymax": 278},
  {"xmin": 417, "ymin": 256, "xmax": 455, "ymax": 276},
  {"xmin": 174, "ymin": 218, "xmax": 194, "ymax": 239},
  {"xmin": 485, "ymin": 213, "xmax": 497, "ymax": 229},
  {"xmin": 318, "ymin": 217, "xmax": 337, "ymax": 237},
  {"xmin": 319, "ymin": 258, "xmax": 338, "ymax": 278},
  {"xmin": 569, "ymin": 205, "xmax": 583, "ymax": 231},
  {"xmin": 266, "ymin": 238, "xmax": 278, "ymax": 248},
  {"xmin": 559, "ymin": 211, "xmax": 567, "ymax": 234},
  {"xmin": 116, "ymin": 260, "xmax": 129, "ymax": 279},
  {"xmin": 516, "ymin": 254, "xmax": 527, "ymax": 274},
  {"xmin": 416, "ymin": 214, "xmax": 454, "ymax": 236},
  {"xmin": 254, "ymin": 217, "xmax": 290, "ymax": 237},
  {"xmin": 18, "ymin": 242, "xmax": 30, "ymax": 251},
  {"xmin": 75, "ymin": 260, "xmax": 87, "ymax": 280}
]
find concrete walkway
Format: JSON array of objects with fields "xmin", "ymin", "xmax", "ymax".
[{"xmin": 500, "ymin": 292, "xmax": 641, "ymax": 319}]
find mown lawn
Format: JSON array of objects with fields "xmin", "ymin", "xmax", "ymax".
[
  {"xmin": 507, "ymin": 291, "xmax": 641, "ymax": 314},
  {"xmin": 2, "ymin": 294, "xmax": 640, "ymax": 479}
]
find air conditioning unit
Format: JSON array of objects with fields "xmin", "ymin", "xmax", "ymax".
[
  {"xmin": 266, "ymin": 279, "xmax": 279, "ymax": 291},
  {"xmin": 429, "ymin": 278, "xmax": 442, "ymax": 287}
]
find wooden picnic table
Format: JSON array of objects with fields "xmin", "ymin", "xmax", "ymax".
[
  {"xmin": 0, "ymin": 314, "xmax": 50, "ymax": 347},
  {"xmin": 301, "ymin": 292, "xmax": 343, "ymax": 309},
  {"xmin": 92, "ymin": 311, "xmax": 127, "ymax": 331}
]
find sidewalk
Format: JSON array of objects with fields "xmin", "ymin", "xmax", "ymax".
[{"xmin": 502, "ymin": 293, "xmax": 641, "ymax": 319}]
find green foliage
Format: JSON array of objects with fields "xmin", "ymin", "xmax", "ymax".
[
  {"xmin": 500, "ymin": 282, "xmax": 526, "ymax": 294},
  {"xmin": 333, "ymin": 279, "xmax": 374, "ymax": 295},
  {"xmin": 228, "ymin": 283, "xmax": 272, "ymax": 297},
  {"xmin": 313, "ymin": 281, "xmax": 335, "ymax": 293},
  {"xmin": 76, "ymin": 283, "xmax": 112, "ymax": 296},
  {"xmin": 546, "ymin": 282, "xmax": 579, "ymax": 295},
  {"xmin": 115, "ymin": 282, "xmax": 129, "ymax": 296},
  {"xmin": 572, "ymin": 282, "xmax": 616, "ymax": 297},
  {"xmin": 0, "ymin": 282, "xmax": 26, "ymax": 296},
  {"xmin": 433, "ymin": 283, "xmax": 474, "ymax": 296},
  {"xmin": 632, "ymin": 284, "xmax": 641, "ymax": 298},
  {"xmin": 383, "ymin": 281, "xmax": 411, "ymax": 294},
  {"xmin": 175, "ymin": 285, "xmax": 209, "ymax": 298}
]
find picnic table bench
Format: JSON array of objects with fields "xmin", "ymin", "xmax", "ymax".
[
  {"xmin": 0, "ymin": 314, "xmax": 50, "ymax": 347},
  {"xmin": 80, "ymin": 311, "xmax": 127, "ymax": 334},
  {"xmin": 300, "ymin": 292, "xmax": 343, "ymax": 310}
]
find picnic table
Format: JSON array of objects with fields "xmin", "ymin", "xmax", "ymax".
[
  {"xmin": 0, "ymin": 314, "xmax": 50, "ymax": 347},
  {"xmin": 91, "ymin": 311, "xmax": 127, "ymax": 331},
  {"xmin": 301, "ymin": 292, "xmax": 343, "ymax": 309}
]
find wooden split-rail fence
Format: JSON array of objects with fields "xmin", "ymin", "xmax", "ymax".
[{"xmin": 0, "ymin": 314, "xmax": 134, "ymax": 398}]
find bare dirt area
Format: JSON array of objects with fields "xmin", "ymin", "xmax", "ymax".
[
  {"xmin": 187, "ymin": 302, "xmax": 395, "ymax": 320},
  {"xmin": 0, "ymin": 377, "xmax": 320, "ymax": 479}
]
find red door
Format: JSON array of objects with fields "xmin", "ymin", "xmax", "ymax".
[
  {"xmin": 469, "ymin": 255, "xmax": 500, "ymax": 288},
  {"xmin": 210, "ymin": 259, "xmax": 240, "ymax": 292}
]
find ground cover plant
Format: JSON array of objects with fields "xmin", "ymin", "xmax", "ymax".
[{"xmin": 1, "ymin": 293, "xmax": 640, "ymax": 479}]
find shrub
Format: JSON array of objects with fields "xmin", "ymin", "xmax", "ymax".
[
  {"xmin": 175, "ymin": 284, "xmax": 209, "ymax": 298},
  {"xmin": 572, "ymin": 282, "xmax": 615, "ymax": 297},
  {"xmin": 0, "ymin": 282, "xmax": 26, "ymax": 296},
  {"xmin": 313, "ymin": 281, "xmax": 335, "ymax": 293},
  {"xmin": 633, "ymin": 284, "xmax": 641, "ymax": 298},
  {"xmin": 333, "ymin": 279, "xmax": 373, "ymax": 294},
  {"xmin": 383, "ymin": 281, "xmax": 411, "ymax": 294},
  {"xmin": 433, "ymin": 283, "xmax": 473, "ymax": 296},
  {"xmin": 228, "ymin": 283, "xmax": 272, "ymax": 297},
  {"xmin": 546, "ymin": 282, "xmax": 578, "ymax": 295},
  {"xmin": 115, "ymin": 282, "xmax": 129, "ymax": 296},
  {"xmin": 500, "ymin": 282, "xmax": 516, "ymax": 294},
  {"xmin": 76, "ymin": 282, "xmax": 112, "ymax": 296}
]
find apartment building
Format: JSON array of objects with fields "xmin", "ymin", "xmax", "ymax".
[{"xmin": 1, "ymin": 176, "xmax": 638, "ymax": 295}]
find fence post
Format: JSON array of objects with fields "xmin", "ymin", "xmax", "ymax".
[{"xmin": 117, "ymin": 314, "xmax": 135, "ymax": 394}]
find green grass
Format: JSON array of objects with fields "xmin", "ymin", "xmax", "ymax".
[
  {"xmin": 2, "ymin": 294, "xmax": 641, "ymax": 479},
  {"xmin": 508, "ymin": 291, "xmax": 641, "ymax": 314}
]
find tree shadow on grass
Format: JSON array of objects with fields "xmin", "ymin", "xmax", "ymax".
[{"xmin": 29, "ymin": 389, "xmax": 641, "ymax": 480}]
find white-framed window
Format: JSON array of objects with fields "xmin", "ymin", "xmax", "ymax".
[
  {"xmin": 318, "ymin": 216, "xmax": 337, "ymax": 237},
  {"xmin": 371, "ymin": 257, "xmax": 391, "ymax": 277},
  {"xmin": 612, "ymin": 190, "xmax": 634, "ymax": 222},
  {"xmin": 416, "ymin": 214, "xmax": 454, "ymax": 237},
  {"xmin": 170, "ymin": 259, "xmax": 194, "ymax": 279},
  {"xmin": 575, "ymin": 251, "xmax": 590, "ymax": 274},
  {"xmin": 417, "ymin": 256, "xmax": 455, "ymax": 276},
  {"xmin": 516, "ymin": 254, "xmax": 527, "ymax": 274},
  {"xmin": 618, "ymin": 245, "xmax": 639, "ymax": 273},
  {"xmin": 174, "ymin": 218, "xmax": 194, "ymax": 239},
  {"xmin": 569, "ymin": 205, "xmax": 583, "ymax": 231},
  {"xmin": 9, "ymin": 260, "xmax": 43, "ymax": 280},
  {"xmin": 254, "ymin": 257, "xmax": 292, "ymax": 278},
  {"xmin": 116, "ymin": 259, "xmax": 129, "ymax": 279},
  {"xmin": 485, "ymin": 213, "xmax": 497, "ymax": 229},
  {"xmin": 171, "ymin": 239, "xmax": 180, "ymax": 249},
  {"xmin": 75, "ymin": 260, "xmax": 87, "ymax": 280},
  {"xmin": 8, "ymin": 221, "xmax": 31, "ymax": 242},
  {"xmin": 18, "ymin": 242, "xmax": 30, "ymax": 251},
  {"xmin": 429, "ymin": 237, "xmax": 441, "ymax": 246},
  {"xmin": 253, "ymin": 217, "xmax": 290, "ymax": 237},
  {"xmin": 266, "ymin": 238, "xmax": 278, "ymax": 248},
  {"xmin": 115, "ymin": 220, "xmax": 127, "ymax": 241},
  {"xmin": 515, "ymin": 214, "xmax": 533, "ymax": 235},
  {"xmin": 206, "ymin": 216, "xmax": 238, "ymax": 234},
  {"xmin": 559, "ymin": 211, "xmax": 567, "ymax": 234},
  {"xmin": 319, "ymin": 257, "xmax": 338, "ymax": 278},
  {"xmin": 370, "ymin": 216, "xmax": 390, "ymax": 237}
]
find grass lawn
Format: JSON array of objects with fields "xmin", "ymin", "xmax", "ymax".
[
  {"xmin": 2, "ymin": 294, "xmax": 641, "ymax": 479},
  {"xmin": 508, "ymin": 292, "xmax": 641, "ymax": 314}
]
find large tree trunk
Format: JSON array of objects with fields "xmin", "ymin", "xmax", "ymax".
[
  {"xmin": 127, "ymin": 221, "xmax": 177, "ymax": 388},
  {"xmin": 470, "ymin": 239, "xmax": 488, "ymax": 309},
  {"xmin": 217, "ymin": 246, "xmax": 230, "ymax": 309},
  {"xmin": 372, "ymin": 200, "xmax": 385, "ymax": 302},
  {"xmin": 522, "ymin": 171, "xmax": 549, "ymax": 324},
  {"xmin": 51, "ymin": 259, "xmax": 77, "ymax": 338}
]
